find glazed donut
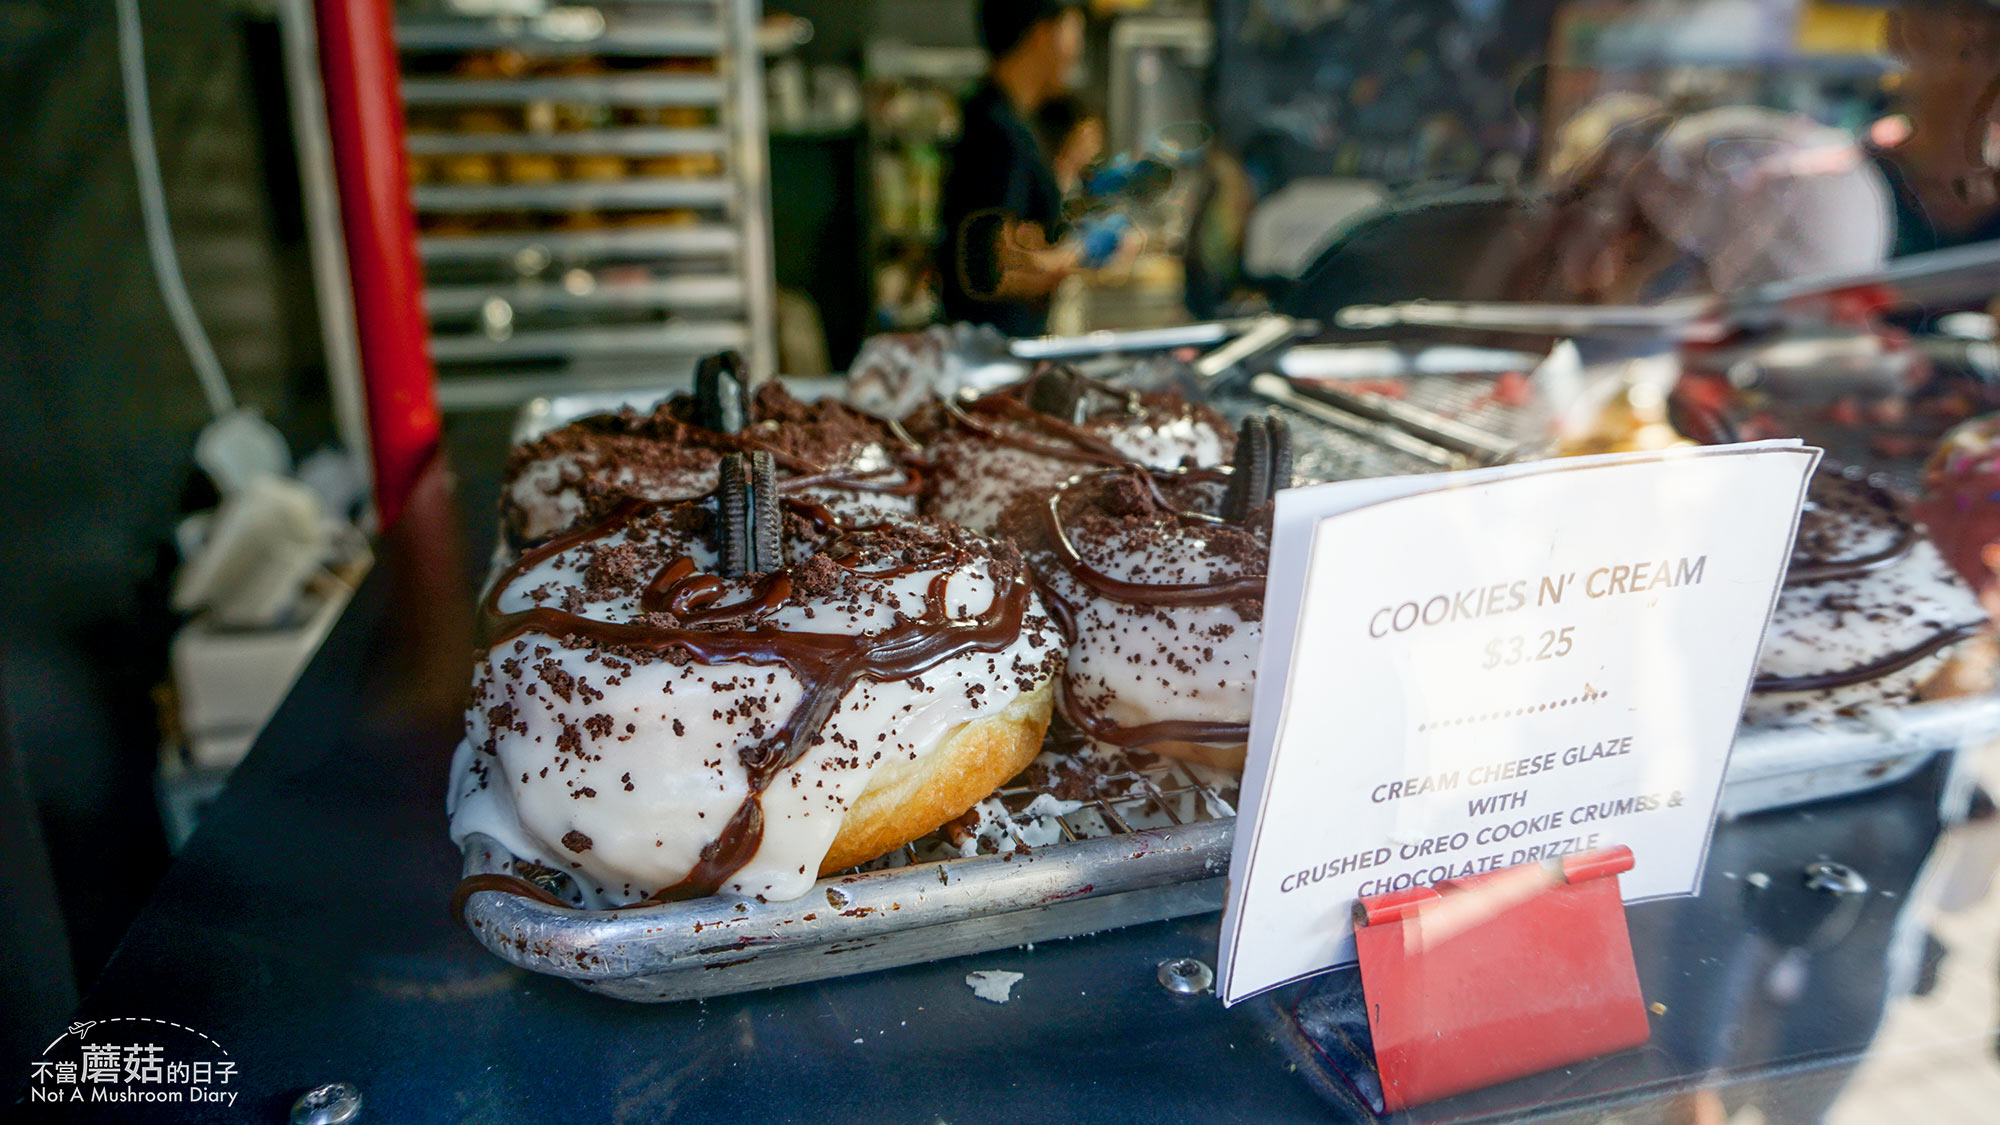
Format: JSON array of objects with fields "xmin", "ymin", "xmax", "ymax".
[
  {"xmin": 1916, "ymin": 413, "xmax": 2000, "ymax": 614},
  {"xmin": 921, "ymin": 365, "xmax": 1233, "ymax": 534},
  {"xmin": 1747, "ymin": 471, "xmax": 1994, "ymax": 727},
  {"xmin": 503, "ymin": 355, "xmax": 920, "ymax": 544},
  {"xmin": 450, "ymin": 454, "xmax": 1064, "ymax": 905},
  {"xmin": 1000, "ymin": 417, "xmax": 1290, "ymax": 770}
]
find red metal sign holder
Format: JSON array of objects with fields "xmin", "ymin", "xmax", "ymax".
[{"xmin": 1353, "ymin": 845, "xmax": 1651, "ymax": 1112}]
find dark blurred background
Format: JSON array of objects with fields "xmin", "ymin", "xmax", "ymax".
[{"xmin": 0, "ymin": 0, "xmax": 336, "ymax": 1074}]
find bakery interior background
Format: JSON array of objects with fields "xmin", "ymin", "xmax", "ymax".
[{"xmin": 2, "ymin": 0, "xmax": 1996, "ymax": 1084}]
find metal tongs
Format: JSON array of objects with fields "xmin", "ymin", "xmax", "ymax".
[
  {"xmin": 1009, "ymin": 314, "xmax": 1315, "ymax": 369},
  {"xmin": 1333, "ymin": 241, "xmax": 2000, "ymax": 400}
]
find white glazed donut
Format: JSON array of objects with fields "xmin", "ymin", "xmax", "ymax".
[
  {"xmin": 449, "ymin": 489, "xmax": 1064, "ymax": 906},
  {"xmin": 1746, "ymin": 473, "xmax": 1992, "ymax": 726},
  {"xmin": 503, "ymin": 380, "xmax": 920, "ymax": 544},
  {"xmin": 1002, "ymin": 465, "xmax": 1268, "ymax": 770},
  {"xmin": 920, "ymin": 371, "xmax": 1232, "ymax": 534}
]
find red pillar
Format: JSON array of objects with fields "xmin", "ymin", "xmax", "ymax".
[{"xmin": 315, "ymin": 0, "xmax": 438, "ymax": 528}]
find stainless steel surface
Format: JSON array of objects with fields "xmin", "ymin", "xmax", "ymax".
[
  {"xmin": 274, "ymin": 0, "xmax": 370, "ymax": 499},
  {"xmin": 405, "ymin": 128, "xmax": 732, "ymax": 157},
  {"xmin": 1722, "ymin": 333, "xmax": 1913, "ymax": 400},
  {"xmin": 1278, "ymin": 344, "xmax": 1544, "ymax": 380},
  {"xmin": 456, "ymin": 715, "xmax": 1986, "ymax": 1002},
  {"xmin": 428, "ymin": 321, "xmax": 748, "ymax": 365},
  {"xmin": 402, "ymin": 0, "xmax": 776, "ymax": 399},
  {"xmin": 418, "ymin": 225, "xmax": 741, "ymax": 264},
  {"xmin": 400, "ymin": 75, "xmax": 728, "ymax": 106},
  {"xmin": 460, "ymin": 812, "xmax": 1228, "ymax": 984},
  {"xmin": 1193, "ymin": 314, "xmax": 1307, "ymax": 379},
  {"xmin": 1737, "ymin": 238, "xmax": 2000, "ymax": 315},
  {"xmin": 1246, "ymin": 372, "xmax": 1469, "ymax": 468},
  {"xmin": 1010, "ymin": 321, "xmax": 1240, "ymax": 359},
  {"xmin": 424, "ymin": 275, "xmax": 746, "ymax": 316},
  {"xmin": 1336, "ymin": 297, "xmax": 1712, "ymax": 336},
  {"xmin": 1107, "ymin": 17, "xmax": 1213, "ymax": 158},
  {"xmin": 412, "ymin": 177, "xmax": 735, "ymax": 213},
  {"xmin": 1332, "ymin": 243, "xmax": 2000, "ymax": 345},
  {"xmin": 459, "ymin": 746, "xmax": 1241, "ymax": 1002},
  {"xmin": 395, "ymin": 20, "xmax": 725, "ymax": 56},
  {"xmin": 1720, "ymin": 695, "xmax": 2000, "ymax": 817},
  {"xmin": 1283, "ymin": 377, "xmax": 1519, "ymax": 462},
  {"xmin": 442, "ymin": 372, "xmax": 708, "ymax": 413},
  {"xmin": 725, "ymin": 0, "xmax": 779, "ymax": 381}
]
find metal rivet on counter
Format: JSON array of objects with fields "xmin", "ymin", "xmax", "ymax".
[
  {"xmin": 1803, "ymin": 861, "xmax": 1868, "ymax": 897},
  {"xmin": 1157, "ymin": 957, "xmax": 1214, "ymax": 995},
  {"xmin": 291, "ymin": 1082, "xmax": 362, "ymax": 1125}
]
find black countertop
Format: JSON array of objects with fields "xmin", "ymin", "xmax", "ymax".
[{"xmin": 19, "ymin": 419, "xmax": 1999, "ymax": 1123}]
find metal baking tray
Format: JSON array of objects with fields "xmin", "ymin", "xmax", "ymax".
[
  {"xmin": 459, "ymin": 359, "xmax": 2000, "ymax": 1002},
  {"xmin": 462, "ymin": 747, "xmax": 1238, "ymax": 1002}
]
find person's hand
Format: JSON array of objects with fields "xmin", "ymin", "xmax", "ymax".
[
  {"xmin": 1109, "ymin": 224, "xmax": 1145, "ymax": 268},
  {"xmin": 1079, "ymin": 224, "xmax": 1146, "ymax": 282},
  {"xmin": 990, "ymin": 218, "xmax": 1079, "ymax": 299}
]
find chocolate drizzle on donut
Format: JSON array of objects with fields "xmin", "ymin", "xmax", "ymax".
[
  {"xmin": 778, "ymin": 467, "xmax": 924, "ymax": 498},
  {"xmin": 931, "ymin": 363, "xmax": 1223, "ymax": 473},
  {"xmin": 1753, "ymin": 620, "xmax": 1988, "ymax": 693},
  {"xmin": 1754, "ymin": 472, "xmax": 1981, "ymax": 696},
  {"xmin": 503, "ymin": 381, "xmax": 925, "ymax": 545},
  {"xmin": 1054, "ymin": 692, "xmax": 1252, "ymax": 750},
  {"xmin": 938, "ymin": 393, "xmax": 1139, "ymax": 468},
  {"xmin": 1785, "ymin": 473, "xmax": 1917, "ymax": 587},
  {"xmin": 1044, "ymin": 469, "xmax": 1267, "ymax": 607},
  {"xmin": 637, "ymin": 558, "xmax": 795, "ymax": 626},
  {"xmin": 1032, "ymin": 466, "xmax": 1268, "ymax": 749},
  {"xmin": 466, "ymin": 494, "xmax": 1036, "ymax": 906}
]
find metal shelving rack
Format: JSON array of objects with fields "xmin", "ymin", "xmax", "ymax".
[
  {"xmin": 392, "ymin": 1, "xmax": 777, "ymax": 410},
  {"xmin": 860, "ymin": 41, "xmax": 986, "ymax": 333}
]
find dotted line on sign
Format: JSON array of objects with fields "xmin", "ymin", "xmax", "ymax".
[
  {"xmin": 1417, "ymin": 689, "xmax": 1608, "ymax": 733},
  {"xmin": 42, "ymin": 1017, "xmax": 230, "ymax": 1057}
]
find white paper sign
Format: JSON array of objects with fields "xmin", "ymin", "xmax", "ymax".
[{"xmin": 1217, "ymin": 442, "xmax": 1819, "ymax": 1006}]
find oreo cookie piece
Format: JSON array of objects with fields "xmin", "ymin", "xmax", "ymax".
[
  {"xmin": 694, "ymin": 350, "xmax": 751, "ymax": 434},
  {"xmin": 715, "ymin": 454, "xmax": 751, "ymax": 576},
  {"xmin": 713, "ymin": 451, "xmax": 782, "ymax": 577},
  {"xmin": 1027, "ymin": 364, "xmax": 1090, "ymax": 425},
  {"xmin": 1223, "ymin": 416, "xmax": 1277, "ymax": 521},
  {"xmin": 748, "ymin": 450, "xmax": 781, "ymax": 573},
  {"xmin": 1268, "ymin": 416, "xmax": 1294, "ymax": 497}
]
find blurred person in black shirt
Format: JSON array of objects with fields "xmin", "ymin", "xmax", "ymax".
[{"xmin": 939, "ymin": 0, "xmax": 1086, "ymax": 337}]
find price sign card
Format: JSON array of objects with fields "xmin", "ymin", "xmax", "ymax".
[{"xmin": 1217, "ymin": 442, "xmax": 1818, "ymax": 1006}]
